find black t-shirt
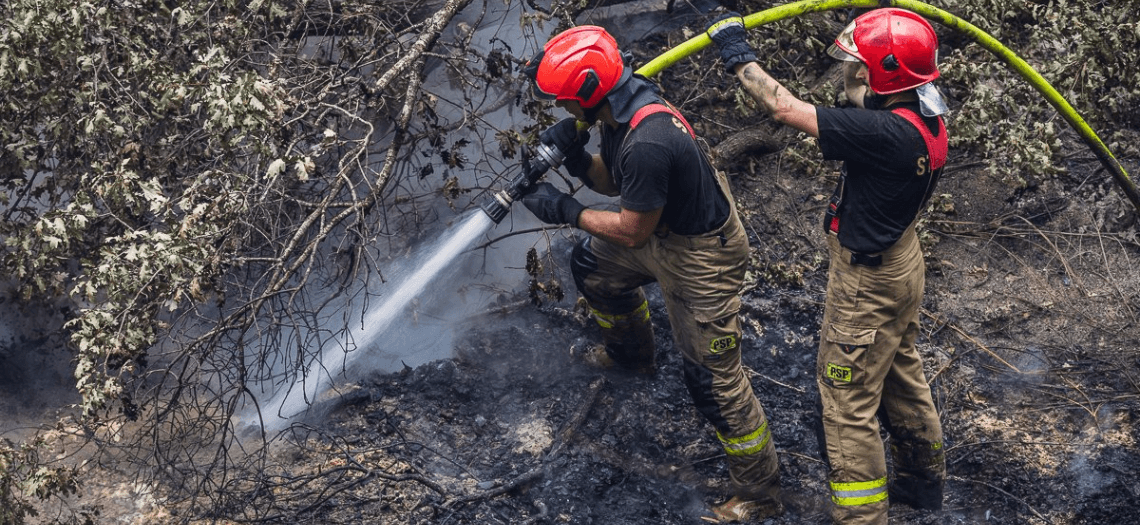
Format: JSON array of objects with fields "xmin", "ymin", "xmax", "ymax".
[
  {"xmin": 817, "ymin": 102, "xmax": 944, "ymax": 254},
  {"xmin": 598, "ymin": 111, "xmax": 728, "ymax": 236}
]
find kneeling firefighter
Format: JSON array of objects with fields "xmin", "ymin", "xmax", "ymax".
[
  {"xmin": 518, "ymin": 25, "xmax": 783, "ymax": 522},
  {"xmin": 707, "ymin": 8, "xmax": 948, "ymax": 524}
]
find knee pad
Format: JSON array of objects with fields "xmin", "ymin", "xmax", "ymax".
[
  {"xmin": 570, "ymin": 237, "xmax": 642, "ymax": 312},
  {"xmin": 570, "ymin": 237, "xmax": 597, "ymax": 299}
]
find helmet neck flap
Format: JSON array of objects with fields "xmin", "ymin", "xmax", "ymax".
[{"xmin": 603, "ymin": 68, "xmax": 663, "ymax": 125}]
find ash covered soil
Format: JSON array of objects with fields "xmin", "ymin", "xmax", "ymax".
[{"xmin": 257, "ymin": 134, "xmax": 1140, "ymax": 524}]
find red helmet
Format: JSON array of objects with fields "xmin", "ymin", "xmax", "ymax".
[
  {"xmin": 827, "ymin": 8, "xmax": 939, "ymax": 95},
  {"xmin": 524, "ymin": 26, "xmax": 625, "ymax": 109}
]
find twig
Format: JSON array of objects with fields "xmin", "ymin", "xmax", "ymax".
[
  {"xmin": 947, "ymin": 475, "xmax": 1048, "ymax": 521},
  {"xmin": 442, "ymin": 377, "xmax": 607, "ymax": 509},
  {"xmin": 744, "ymin": 366, "xmax": 806, "ymax": 393},
  {"xmin": 1118, "ymin": 360, "xmax": 1140, "ymax": 395},
  {"xmin": 776, "ymin": 449, "xmax": 826, "ymax": 466},
  {"xmin": 922, "ymin": 308, "xmax": 1023, "ymax": 379},
  {"xmin": 1016, "ymin": 216, "xmax": 1087, "ymax": 294},
  {"xmin": 946, "ymin": 439, "xmax": 1076, "ymax": 455},
  {"xmin": 471, "ymin": 227, "xmax": 556, "ymax": 251}
]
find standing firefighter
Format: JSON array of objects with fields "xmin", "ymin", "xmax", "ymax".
[
  {"xmin": 519, "ymin": 25, "xmax": 783, "ymax": 522},
  {"xmin": 707, "ymin": 8, "xmax": 947, "ymax": 524}
]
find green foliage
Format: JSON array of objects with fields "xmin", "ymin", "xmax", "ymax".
[
  {"xmin": 0, "ymin": 0, "xmax": 289, "ymax": 419},
  {"xmin": 934, "ymin": 0, "xmax": 1137, "ymax": 186},
  {"xmin": 0, "ymin": 437, "xmax": 79, "ymax": 525},
  {"xmin": 0, "ymin": 0, "xmax": 311, "ymax": 509},
  {"xmin": 916, "ymin": 193, "xmax": 956, "ymax": 254}
]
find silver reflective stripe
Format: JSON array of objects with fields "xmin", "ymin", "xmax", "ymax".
[
  {"xmin": 830, "ymin": 477, "xmax": 888, "ymax": 506},
  {"xmin": 718, "ymin": 421, "xmax": 770, "ymax": 456}
]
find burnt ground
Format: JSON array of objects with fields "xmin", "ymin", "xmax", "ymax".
[
  {"xmin": 216, "ymin": 125, "xmax": 1140, "ymax": 524},
  {"xmin": 22, "ymin": 140, "xmax": 1140, "ymax": 524}
]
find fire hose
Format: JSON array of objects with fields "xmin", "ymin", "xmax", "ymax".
[{"xmin": 481, "ymin": 0, "xmax": 1137, "ymax": 223}]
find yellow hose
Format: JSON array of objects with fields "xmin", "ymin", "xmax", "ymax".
[{"xmin": 634, "ymin": 0, "xmax": 1139, "ymax": 214}]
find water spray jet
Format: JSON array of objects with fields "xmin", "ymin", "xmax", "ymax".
[{"xmin": 244, "ymin": 210, "xmax": 496, "ymax": 433}]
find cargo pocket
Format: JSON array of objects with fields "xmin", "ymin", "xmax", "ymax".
[
  {"xmin": 690, "ymin": 294, "xmax": 741, "ymax": 324},
  {"xmin": 819, "ymin": 322, "xmax": 877, "ymax": 388}
]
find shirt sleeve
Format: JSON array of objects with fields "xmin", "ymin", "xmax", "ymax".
[
  {"xmin": 616, "ymin": 128, "xmax": 673, "ymax": 213},
  {"xmin": 817, "ymin": 107, "xmax": 909, "ymax": 167}
]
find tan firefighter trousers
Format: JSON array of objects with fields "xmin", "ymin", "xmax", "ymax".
[
  {"xmin": 817, "ymin": 225, "xmax": 945, "ymax": 524},
  {"xmin": 572, "ymin": 172, "xmax": 780, "ymax": 503}
]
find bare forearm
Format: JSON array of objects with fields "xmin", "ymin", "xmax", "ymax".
[
  {"xmin": 581, "ymin": 154, "xmax": 619, "ymax": 196},
  {"xmin": 577, "ymin": 207, "xmax": 660, "ymax": 249},
  {"xmin": 734, "ymin": 62, "xmax": 819, "ymax": 137}
]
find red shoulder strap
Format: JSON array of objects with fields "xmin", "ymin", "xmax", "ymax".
[
  {"xmin": 891, "ymin": 107, "xmax": 947, "ymax": 171},
  {"xmin": 629, "ymin": 102, "xmax": 696, "ymax": 139}
]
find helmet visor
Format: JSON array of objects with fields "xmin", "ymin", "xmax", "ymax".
[
  {"xmin": 523, "ymin": 50, "xmax": 558, "ymax": 100},
  {"xmin": 828, "ymin": 20, "xmax": 861, "ymax": 62}
]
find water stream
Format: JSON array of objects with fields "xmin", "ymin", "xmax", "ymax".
[{"xmin": 246, "ymin": 211, "xmax": 495, "ymax": 432}]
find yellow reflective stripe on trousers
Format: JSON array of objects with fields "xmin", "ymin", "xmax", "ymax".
[
  {"xmin": 716, "ymin": 421, "xmax": 770, "ymax": 456},
  {"xmin": 830, "ymin": 477, "xmax": 888, "ymax": 506},
  {"xmin": 591, "ymin": 300, "xmax": 650, "ymax": 329}
]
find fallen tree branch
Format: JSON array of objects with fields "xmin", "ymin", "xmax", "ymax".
[
  {"xmin": 374, "ymin": 0, "xmax": 474, "ymax": 93},
  {"xmin": 547, "ymin": 376, "xmax": 607, "ymax": 460},
  {"xmin": 922, "ymin": 308, "xmax": 1023, "ymax": 381},
  {"xmin": 710, "ymin": 126, "xmax": 784, "ymax": 170}
]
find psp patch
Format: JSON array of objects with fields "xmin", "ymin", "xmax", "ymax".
[
  {"xmin": 826, "ymin": 363, "xmax": 852, "ymax": 383},
  {"xmin": 710, "ymin": 335, "xmax": 737, "ymax": 354}
]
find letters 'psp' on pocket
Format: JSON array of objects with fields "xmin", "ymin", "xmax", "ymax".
[{"xmin": 820, "ymin": 323, "xmax": 877, "ymax": 387}]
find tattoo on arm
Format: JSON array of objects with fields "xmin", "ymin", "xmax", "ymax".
[{"xmin": 739, "ymin": 63, "xmax": 783, "ymax": 115}]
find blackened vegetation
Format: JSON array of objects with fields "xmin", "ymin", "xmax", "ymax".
[{"xmin": 220, "ymin": 232, "xmax": 1140, "ymax": 524}]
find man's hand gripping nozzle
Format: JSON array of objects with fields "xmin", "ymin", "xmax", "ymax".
[{"xmin": 480, "ymin": 140, "xmax": 566, "ymax": 224}]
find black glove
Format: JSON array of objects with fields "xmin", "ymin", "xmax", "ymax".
[
  {"xmin": 540, "ymin": 118, "xmax": 593, "ymax": 186},
  {"xmin": 520, "ymin": 182, "xmax": 586, "ymax": 227},
  {"xmin": 706, "ymin": 12, "xmax": 757, "ymax": 74}
]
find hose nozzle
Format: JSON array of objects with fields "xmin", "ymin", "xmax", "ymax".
[{"xmin": 481, "ymin": 141, "xmax": 566, "ymax": 224}]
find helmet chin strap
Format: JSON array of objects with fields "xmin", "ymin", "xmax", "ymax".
[{"xmin": 581, "ymin": 104, "xmax": 602, "ymax": 125}]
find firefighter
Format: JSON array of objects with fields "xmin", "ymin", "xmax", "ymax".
[
  {"xmin": 707, "ymin": 8, "xmax": 947, "ymax": 524},
  {"xmin": 519, "ymin": 25, "xmax": 783, "ymax": 522}
]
